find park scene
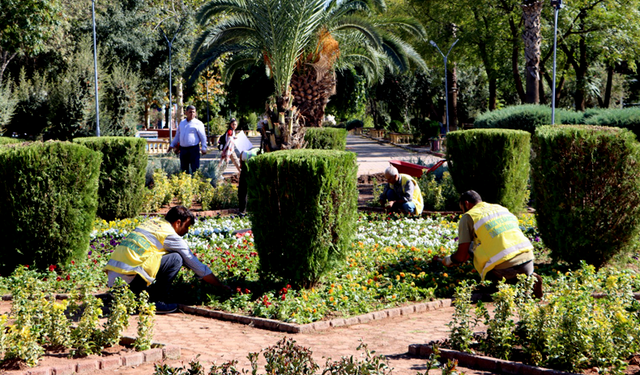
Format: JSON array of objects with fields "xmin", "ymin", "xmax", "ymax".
[{"xmin": 1, "ymin": 0, "xmax": 640, "ymax": 374}]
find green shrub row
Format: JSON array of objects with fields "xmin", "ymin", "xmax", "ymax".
[
  {"xmin": 304, "ymin": 128, "xmax": 347, "ymax": 150},
  {"xmin": 247, "ymin": 149, "xmax": 358, "ymax": 287},
  {"xmin": 532, "ymin": 125, "xmax": 640, "ymax": 268},
  {"xmin": 74, "ymin": 137, "xmax": 147, "ymax": 221},
  {"xmin": 0, "ymin": 137, "xmax": 21, "ymax": 146},
  {"xmin": 0, "ymin": 141, "xmax": 101, "ymax": 274},
  {"xmin": 446, "ymin": 129, "xmax": 531, "ymax": 214}
]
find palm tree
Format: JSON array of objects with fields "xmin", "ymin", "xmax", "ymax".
[{"xmin": 188, "ymin": 0, "xmax": 426, "ymax": 148}]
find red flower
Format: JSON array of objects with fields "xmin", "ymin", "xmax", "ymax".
[
  {"xmin": 48, "ymin": 265, "xmax": 56, "ymax": 272},
  {"xmin": 71, "ymin": 261, "xmax": 75, "ymax": 266},
  {"xmin": 56, "ymin": 276, "xmax": 62, "ymax": 281},
  {"xmin": 66, "ymin": 275, "xmax": 70, "ymax": 281},
  {"xmin": 236, "ymin": 287, "xmax": 242, "ymax": 294},
  {"xmin": 286, "ymin": 284, "xmax": 292, "ymax": 289},
  {"xmin": 281, "ymin": 295, "xmax": 286, "ymax": 301},
  {"xmin": 244, "ymin": 288, "xmax": 250, "ymax": 294}
]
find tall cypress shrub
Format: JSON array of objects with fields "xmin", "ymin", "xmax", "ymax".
[
  {"xmin": 304, "ymin": 128, "xmax": 347, "ymax": 150},
  {"xmin": 0, "ymin": 141, "xmax": 101, "ymax": 273},
  {"xmin": 532, "ymin": 125, "xmax": 640, "ymax": 268},
  {"xmin": 246, "ymin": 149, "xmax": 358, "ymax": 287},
  {"xmin": 74, "ymin": 137, "xmax": 147, "ymax": 220},
  {"xmin": 446, "ymin": 129, "xmax": 531, "ymax": 214}
]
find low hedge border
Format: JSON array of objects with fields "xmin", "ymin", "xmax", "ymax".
[
  {"xmin": 16, "ymin": 338, "xmax": 179, "ymax": 375},
  {"xmin": 178, "ymin": 299, "xmax": 452, "ymax": 333},
  {"xmin": 408, "ymin": 344, "xmax": 579, "ymax": 375}
]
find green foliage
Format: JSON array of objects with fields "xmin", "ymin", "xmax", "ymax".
[
  {"xmin": 447, "ymin": 280, "xmax": 477, "ymax": 353},
  {"xmin": 143, "ymin": 170, "xmax": 173, "ymax": 213},
  {"xmin": 304, "ymin": 128, "xmax": 347, "ymax": 150},
  {"xmin": 263, "ymin": 338, "xmax": 319, "ymax": 375},
  {"xmin": 0, "ymin": 137, "xmax": 20, "ymax": 146},
  {"xmin": 102, "ymin": 64, "xmax": 140, "ymax": 136},
  {"xmin": 74, "ymin": 137, "xmax": 147, "ymax": 220},
  {"xmin": 170, "ymin": 172, "xmax": 200, "ymax": 209},
  {"xmin": 473, "ymin": 105, "xmax": 579, "ymax": 133},
  {"xmin": 531, "ymin": 125, "xmax": 640, "ymax": 268},
  {"xmin": 410, "ymin": 118, "xmax": 439, "ymax": 145},
  {"xmin": 71, "ymin": 292, "xmax": 104, "ymax": 356},
  {"xmin": 0, "ymin": 141, "xmax": 100, "ymax": 273},
  {"xmin": 446, "ymin": 129, "xmax": 531, "ymax": 214},
  {"xmin": 247, "ymin": 149, "xmax": 358, "ymax": 287},
  {"xmin": 582, "ymin": 107, "xmax": 640, "ymax": 139},
  {"xmin": 0, "ymin": 79, "xmax": 16, "ymax": 131},
  {"xmin": 418, "ymin": 172, "xmax": 458, "ymax": 211},
  {"xmin": 134, "ymin": 291, "xmax": 155, "ymax": 352},
  {"xmin": 200, "ymin": 182, "xmax": 239, "ymax": 211},
  {"xmin": 101, "ymin": 278, "xmax": 136, "ymax": 348},
  {"xmin": 7, "ymin": 69, "xmax": 51, "ymax": 139},
  {"xmin": 48, "ymin": 39, "xmax": 98, "ymax": 140}
]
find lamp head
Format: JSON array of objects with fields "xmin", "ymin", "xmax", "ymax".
[
  {"xmin": 430, "ymin": 40, "xmax": 437, "ymax": 47},
  {"xmin": 550, "ymin": 0, "xmax": 563, "ymax": 9}
]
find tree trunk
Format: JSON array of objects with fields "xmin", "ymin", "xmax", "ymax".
[
  {"xmin": 291, "ymin": 66, "xmax": 336, "ymax": 128},
  {"xmin": 603, "ymin": 65, "xmax": 614, "ymax": 108},
  {"xmin": 489, "ymin": 76, "xmax": 498, "ymax": 110},
  {"xmin": 522, "ymin": 1, "xmax": 543, "ymax": 104},
  {"xmin": 0, "ymin": 51, "xmax": 17, "ymax": 84},
  {"xmin": 177, "ymin": 79, "xmax": 184, "ymax": 121},
  {"xmin": 509, "ymin": 17, "xmax": 526, "ymax": 103}
]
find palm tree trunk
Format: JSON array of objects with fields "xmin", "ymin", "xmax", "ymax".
[
  {"xmin": 522, "ymin": 1, "xmax": 543, "ymax": 104},
  {"xmin": 291, "ymin": 67, "xmax": 336, "ymax": 128}
]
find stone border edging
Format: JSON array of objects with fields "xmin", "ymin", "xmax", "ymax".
[
  {"xmin": 178, "ymin": 299, "xmax": 452, "ymax": 333},
  {"xmin": 17, "ymin": 337, "xmax": 180, "ymax": 375},
  {"xmin": 408, "ymin": 344, "xmax": 579, "ymax": 375}
]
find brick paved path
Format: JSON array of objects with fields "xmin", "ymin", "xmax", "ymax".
[{"xmin": 114, "ymin": 305, "xmax": 492, "ymax": 375}]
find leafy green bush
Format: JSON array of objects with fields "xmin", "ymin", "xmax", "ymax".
[
  {"xmin": 247, "ymin": 149, "xmax": 358, "ymax": 287},
  {"xmin": 474, "ymin": 104, "xmax": 579, "ymax": 133},
  {"xmin": 0, "ymin": 137, "xmax": 20, "ymax": 146},
  {"xmin": 346, "ymin": 119, "xmax": 363, "ymax": 131},
  {"xmin": 74, "ymin": 137, "xmax": 147, "ymax": 220},
  {"xmin": 418, "ymin": 171, "xmax": 458, "ymax": 211},
  {"xmin": 145, "ymin": 157, "xmax": 220, "ymax": 186},
  {"xmin": 0, "ymin": 141, "xmax": 100, "ymax": 273},
  {"xmin": 7, "ymin": 69, "xmax": 51, "ymax": 139},
  {"xmin": 0, "ymin": 79, "xmax": 17, "ymax": 133},
  {"xmin": 101, "ymin": 64, "xmax": 140, "ymax": 136},
  {"xmin": 304, "ymin": 128, "xmax": 347, "ymax": 150},
  {"xmin": 532, "ymin": 125, "xmax": 640, "ymax": 268},
  {"xmin": 446, "ymin": 129, "xmax": 530, "ymax": 214},
  {"xmin": 410, "ymin": 118, "xmax": 440, "ymax": 145},
  {"xmin": 582, "ymin": 107, "xmax": 640, "ymax": 139}
]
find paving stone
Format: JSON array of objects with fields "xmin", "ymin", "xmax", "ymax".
[
  {"xmin": 75, "ymin": 360, "xmax": 98, "ymax": 374},
  {"xmin": 99, "ymin": 357, "xmax": 122, "ymax": 370},
  {"xmin": 400, "ymin": 305, "xmax": 415, "ymax": 315},
  {"xmin": 143, "ymin": 348, "xmax": 164, "ymax": 363},
  {"xmin": 122, "ymin": 352, "xmax": 144, "ymax": 366},
  {"xmin": 387, "ymin": 308, "xmax": 401, "ymax": 318},
  {"xmin": 26, "ymin": 367, "xmax": 52, "ymax": 375},
  {"xmin": 163, "ymin": 345, "xmax": 181, "ymax": 360},
  {"xmin": 51, "ymin": 364, "xmax": 75, "ymax": 375}
]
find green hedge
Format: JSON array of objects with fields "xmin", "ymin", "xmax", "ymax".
[
  {"xmin": 304, "ymin": 128, "xmax": 347, "ymax": 150},
  {"xmin": 474, "ymin": 104, "xmax": 581, "ymax": 133},
  {"xmin": 582, "ymin": 107, "xmax": 640, "ymax": 139},
  {"xmin": 0, "ymin": 141, "xmax": 101, "ymax": 273},
  {"xmin": 446, "ymin": 129, "xmax": 531, "ymax": 214},
  {"xmin": 246, "ymin": 149, "xmax": 358, "ymax": 287},
  {"xmin": 0, "ymin": 137, "xmax": 21, "ymax": 146},
  {"xmin": 532, "ymin": 125, "xmax": 640, "ymax": 268},
  {"xmin": 74, "ymin": 137, "xmax": 147, "ymax": 220}
]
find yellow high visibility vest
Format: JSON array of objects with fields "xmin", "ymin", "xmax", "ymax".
[
  {"xmin": 396, "ymin": 174, "xmax": 424, "ymax": 215},
  {"xmin": 103, "ymin": 218, "xmax": 176, "ymax": 286},
  {"xmin": 466, "ymin": 202, "xmax": 533, "ymax": 280}
]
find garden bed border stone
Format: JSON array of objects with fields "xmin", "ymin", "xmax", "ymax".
[
  {"xmin": 178, "ymin": 299, "xmax": 452, "ymax": 333},
  {"xmin": 408, "ymin": 344, "xmax": 580, "ymax": 375},
  {"xmin": 13, "ymin": 337, "xmax": 180, "ymax": 375}
]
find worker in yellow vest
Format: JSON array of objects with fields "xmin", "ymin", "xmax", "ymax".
[
  {"xmin": 441, "ymin": 190, "xmax": 543, "ymax": 299},
  {"xmin": 378, "ymin": 166, "xmax": 424, "ymax": 216},
  {"xmin": 104, "ymin": 206, "xmax": 230, "ymax": 313}
]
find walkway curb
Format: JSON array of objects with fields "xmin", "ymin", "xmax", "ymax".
[
  {"xmin": 408, "ymin": 344, "xmax": 579, "ymax": 375},
  {"xmin": 16, "ymin": 337, "xmax": 180, "ymax": 375},
  {"xmin": 178, "ymin": 299, "xmax": 452, "ymax": 333}
]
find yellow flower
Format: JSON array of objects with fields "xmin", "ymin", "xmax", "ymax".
[
  {"xmin": 400, "ymin": 272, "xmax": 405, "ymax": 278},
  {"xmin": 329, "ymin": 296, "xmax": 334, "ymax": 302}
]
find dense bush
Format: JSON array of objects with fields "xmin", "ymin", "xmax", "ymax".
[
  {"xmin": 346, "ymin": 119, "xmax": 363, "ymax": 131},
  {"xmin": 6, "ymin": 70, "xmax": 51, "ymax": 139},
  {"xmin": 74, "ymin": 137, "xmax": 147, "ymax": 220},
  {"xmin": 0, "ymin": 79, "xmax": 16, "ymax": 132},
  {"xmin": 582, "ymin": 107, "xmax": 640, "ymax": 139},
  {"xmin": 0, "ymin": 137, "xmax": 21, "ymax": 146},
  {"xmin": 101, "ymin": 64, "xmax": 140, "ymax": 136},
  {"xmin": 446, "ymin": 129, "xmax": 530, "ymax": 214},
  {"xmin": 410, "ymin": 118, "xmax": 440, "ymax": 145},
  {"xmin": 145, "ymin": 156, "xmax": 220, "ymax": 186},
  {"xmin": 0, "ymin": 141, "xmax": 100, "ymax": 273},
  {"xmin": 304, "ymin": 128, "xmax": 347, "ymax": 150},
  {"xmin": 418, "ymin": 171, "xmax": 458, "ymax": 211},
  {"xmin": 532, "ymin": 125, "xmax": 640, "ymax": 268},
  {"xmin": 246, "ymin": 149, "xmax": 358, "ymax": 287},
  {"xmin": 473, "ymin": 104, "xmax": 579, "ymax": 133}
]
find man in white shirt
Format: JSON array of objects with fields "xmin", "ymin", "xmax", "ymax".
[{"xmin": 169, "ymin": 105, "xmax": 208, "ymax": 174}]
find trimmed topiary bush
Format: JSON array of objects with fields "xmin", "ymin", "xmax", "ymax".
[
  {"xmin": 0, "ymin": 137, "xmax": 21, "ymax": 146},
  {"xmin": 582, "ymin": 107, "xmax": 640, "ymax": 140},
  {"xmin": 531, "ymin": 125, "xmax": 640, "ymax": 268},
  {"xmin": 446, "ymin": 129, "xmax": 531, "ymax": 214},
  {"xmin": 304, "ymin": 128, "xmax": 347, "ymax": 150},
  {"xmin": 74, "ymin": 137, "xmax": 147, "ymax": 220},
  {"xmin": 246, "ymin": 149, "xmax": 358, "ymax": 287},
  {"xmin": 0, "ymin": 141, "xmax": 101, "ymax": 273}
]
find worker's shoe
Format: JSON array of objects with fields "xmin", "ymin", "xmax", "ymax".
[
  {"xmin": 155, "ymin": 301, "xmax": 178, "ymax": 314},
  {"xmin": 532, "ymin": 273, "xmax": 544, "ymax": 300}
]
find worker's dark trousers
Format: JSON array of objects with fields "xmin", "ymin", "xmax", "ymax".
[{"xmin": 128, "ymin": 253, "xmax": 183, "ymax": 302}]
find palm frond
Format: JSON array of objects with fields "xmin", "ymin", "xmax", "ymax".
[
  {"xmin": 197, "ymin": 0, "xmax": 248, "ymax": 24},
  {"xmin": 373, "ymin": 17, "xmax": 427, "ymax": 40},
  {"xmin": 328, "ymin": 16, "xmax": 383, "ymax": 49}
]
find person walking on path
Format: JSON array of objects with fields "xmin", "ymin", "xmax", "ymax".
[
  {"xmin": 104, "ymin": 206, "xmax": 231, "ymax": 313},
  {"xmin": 378, "ymin": 166, "xmax": 424, "ymax": 215},
  {"xmin": 169, "ymin": 105, "xmax": 208, "ymax": 174},
  {"xmin": 238, "ymin": 147, "xmax": 261, "ymax": 215},
  {"xmin": 441, "ymin": 190, "xmax": 543, "ymax": 298},
  {"xmin": 218, "ymin": 118, "xmax": 242, "ymax": 173}
]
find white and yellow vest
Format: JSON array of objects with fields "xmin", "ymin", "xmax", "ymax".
[
  {"xmin": 103, "ymin": 218, "xmax": 176, "ymax": 286},
  {"xmin": 466, "ymin": 202, "xmax": 533, "ymax": 280},
  {"xmin": 397, "ymin": 174, "xmax": 424, "ymax": 215}
]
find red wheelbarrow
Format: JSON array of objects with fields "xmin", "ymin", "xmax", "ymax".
[{"xmin": 389, "ymin": 159, "xmax": 446, "ymax": 179}]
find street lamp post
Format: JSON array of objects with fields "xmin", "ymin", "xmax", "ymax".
[
  {"xmin": 162, "ymin": 23, "xmax": 183, "ymax": 145},
  {"xmin": 430, "ymin": 39, "xmax": 459, "ymax": 134},
  {"xmin": 551, "ymin": 0, "xmax": 563, "ymax": 124},
  {"xmin": 91, "ymin": 0, "xmax": 100, "ymax": 137}
]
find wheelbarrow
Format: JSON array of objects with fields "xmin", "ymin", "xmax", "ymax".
[{"xmin": 389, "ymin": 159, "xmax": 446, "ymax": 179}]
